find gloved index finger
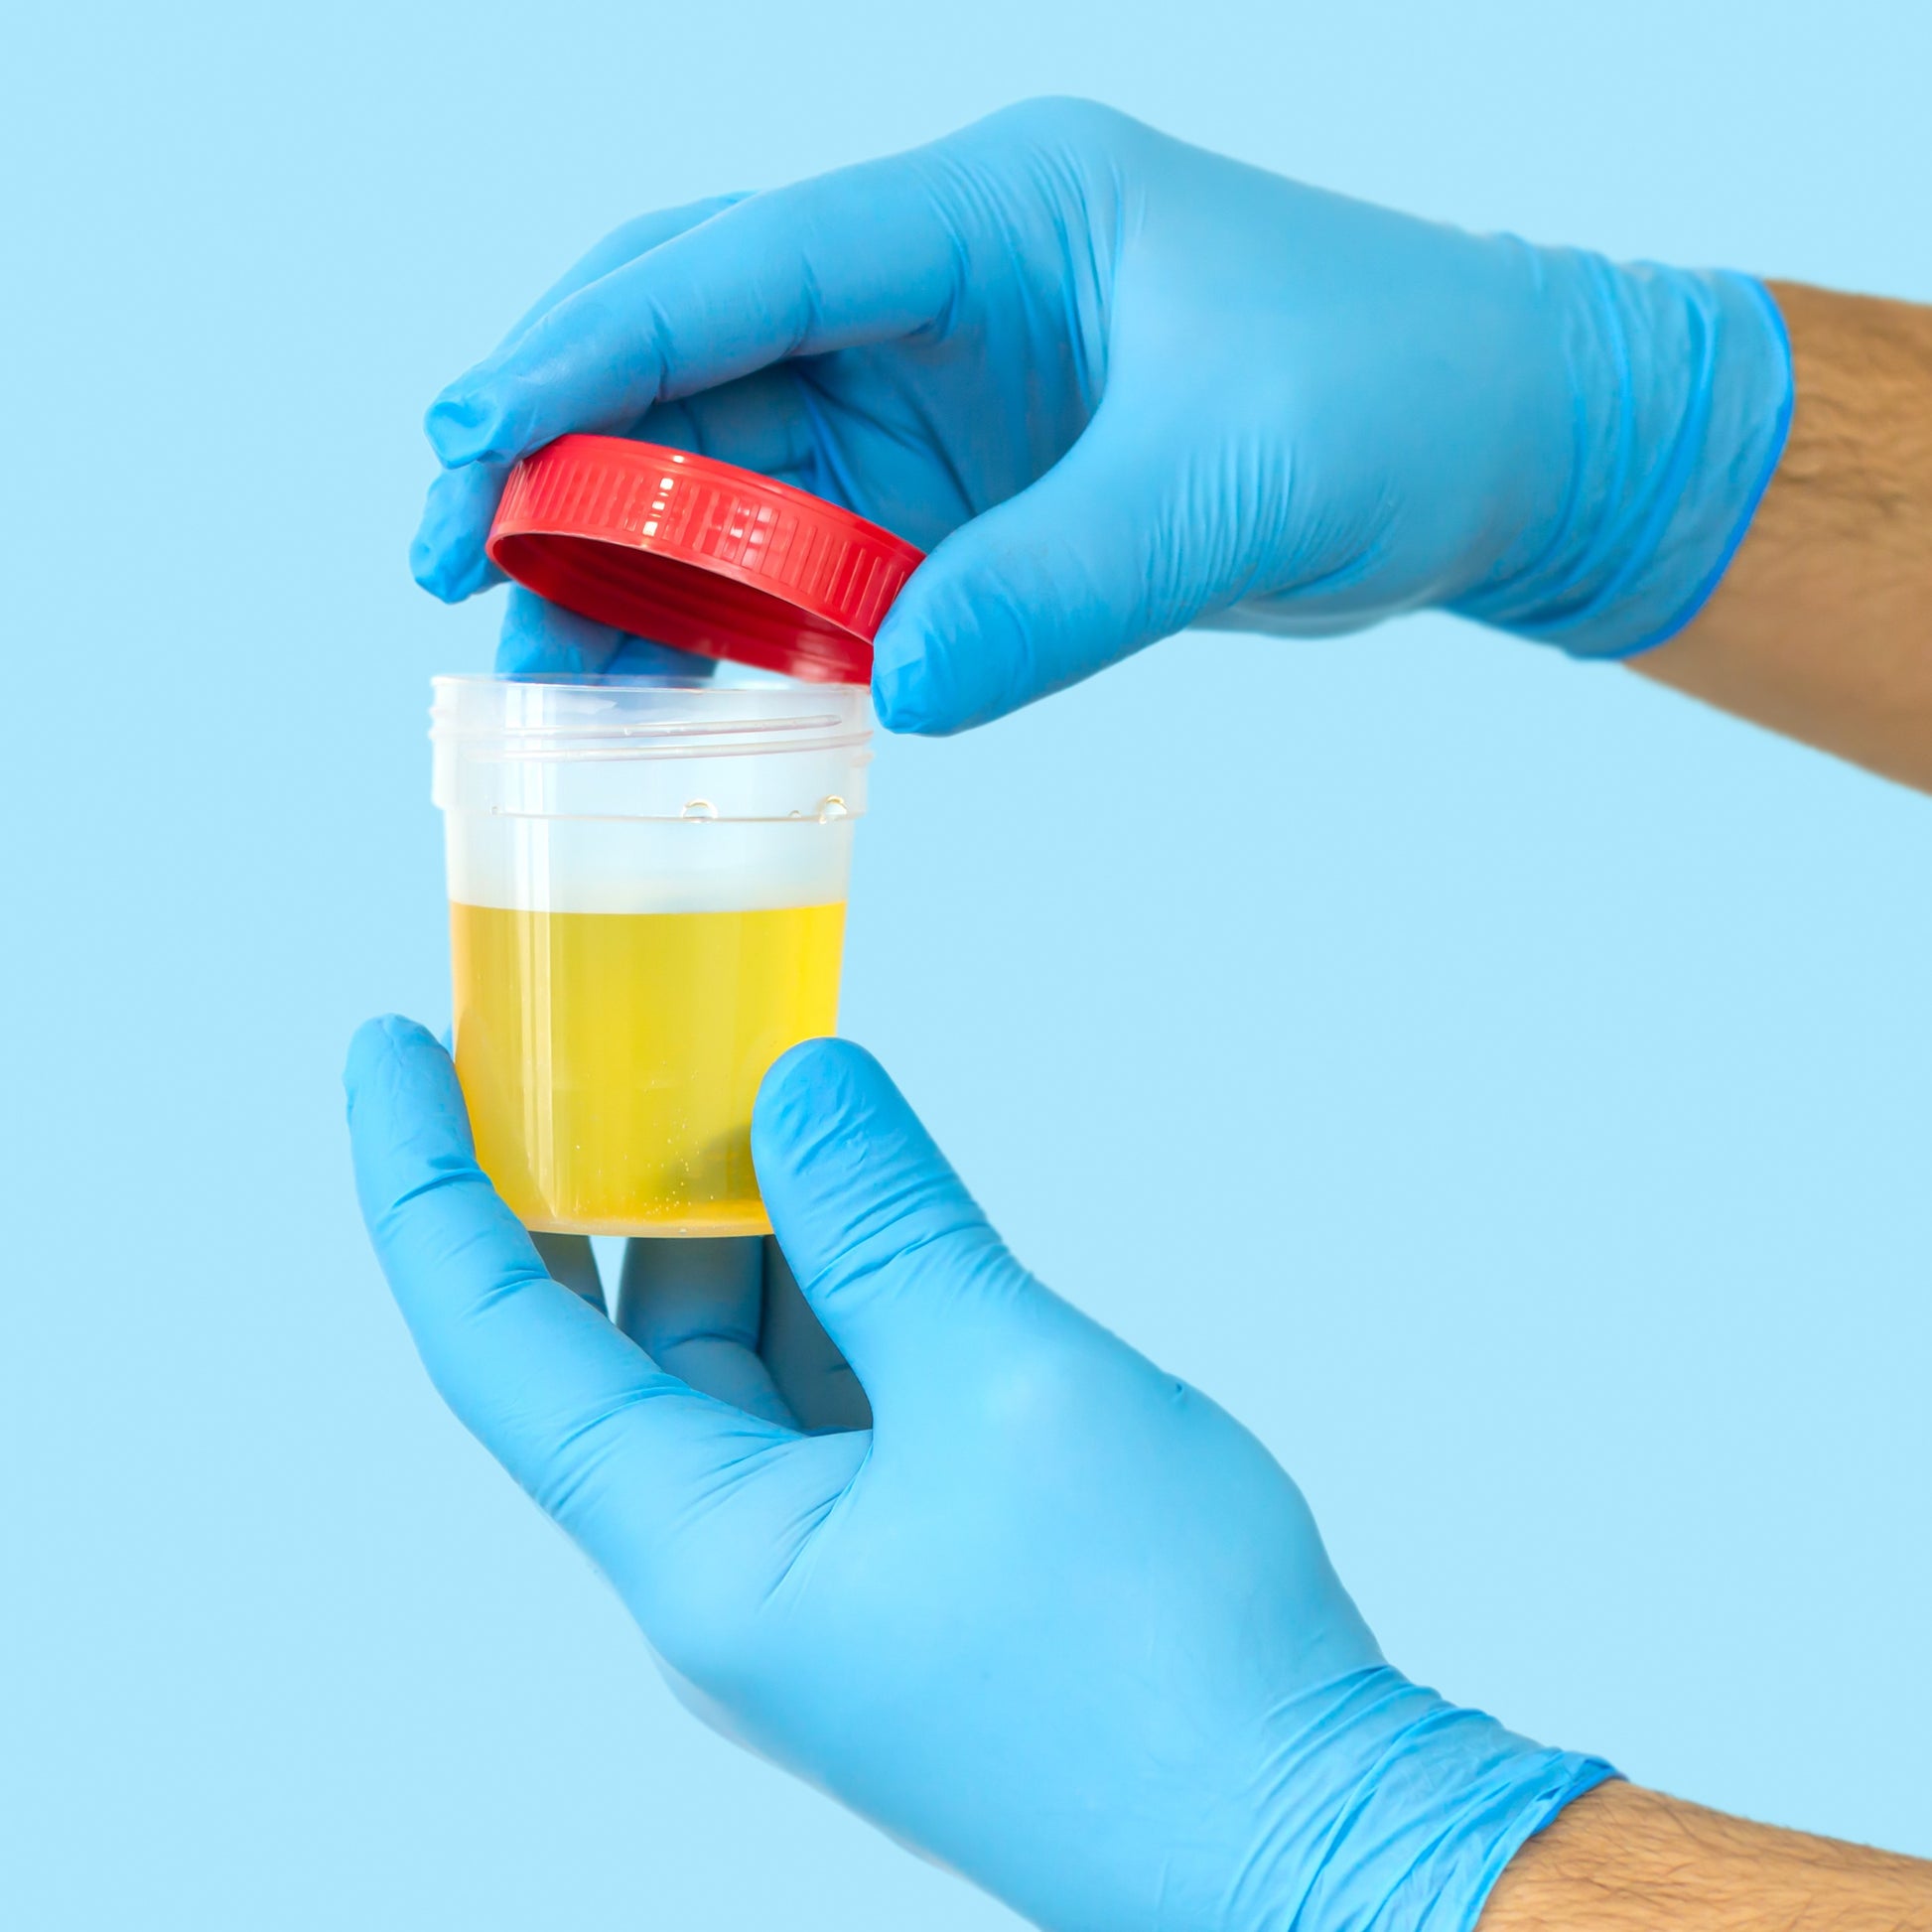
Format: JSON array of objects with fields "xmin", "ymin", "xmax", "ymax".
[
  {"xmin": 412, "ymin": 197, "xmax": 752, "ymax": 603},
  {"xmin": 490, "ymin": 195, "xmax": 750, "ymax": 357},
  {"xmin": 424, "ymin": 157, "xmax": 964, "ymax": 470}
]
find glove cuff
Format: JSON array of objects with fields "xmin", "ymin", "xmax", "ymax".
[
  {"xmin": 1451, "ymin": 258, "xmax": 1794, "ymax": 659},
  {"xmin": 1232, "ymin": 1667, "xmax": 1617, "ymax": 1932}
]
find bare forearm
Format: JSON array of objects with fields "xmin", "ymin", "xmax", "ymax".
[
  {"xmin": 1634, "ymin": 281, "xmax": 1932, "ymax": 792},
  {"xmin": 1481, "ymin": 1782, "xmax": 1932, "ymax": 1932}
]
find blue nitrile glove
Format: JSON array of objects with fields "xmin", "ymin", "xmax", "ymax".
[
  {"xmin": 345, "ymin": 1016, "xmax": 1614, "ymax": 1932},
  {"xmin": 410, "ymin": 97, "xmax": 1791, "ymax": 733}
]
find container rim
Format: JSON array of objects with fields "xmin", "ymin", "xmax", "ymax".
[{"xmin": 431, "ymin": 671, "xmax": 872, "ymax": 753}]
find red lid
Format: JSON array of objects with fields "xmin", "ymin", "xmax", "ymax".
[{"xmin": 484, "ymin": 435, "xmax": 924, "ymax": 684}]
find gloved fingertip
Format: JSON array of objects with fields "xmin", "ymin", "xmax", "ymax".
[
  {"xmin": 415, "ymin": 552, "xmax": 507, "ymax": 605},
  {"xmin": 411, "ymin": 466, "xmax": 510, "ymax": 603},
  {"xmin": 753, "ymin": 1038, "xmax": 1005, "ymax": 1367},
  {"xmin": 424, "ymin": 388, "xmax": 504, "ymax": 468},
  {"xmin": 870, "ymin": 653, "xmax": 933, "ymax": 735},
  {"xmin": 344, "ymin": 1013, "xmax": 400, "ymax": 1088},
  {"xmin": 408, "ymin": 531, "xmax": 469, "ymax": 604},
  {"xmin": 872, "ymin": 596, "xmax": 998, "ymax": 736},
  {"xmin": 344, "ymin": 1020, "xmax": 482, "ymax": 1232},
  {"xmin": 870, "ymin": 615, "xmax": 954, "ymax": 736},
  {"xmin": 753, "ymin": 1037, "xmax": 886, "ymax": 1168},
  {"xmin": 344, "ymin": 1014, "xmax": 444, "ymax": 1102}
]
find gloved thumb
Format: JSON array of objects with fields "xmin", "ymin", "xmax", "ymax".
[
  {"xmin": 871, "ymin": 405, "xmax": 1198, "ymax": 735},
  {"xmin": 751, "ymin": 1038, "xmax": 1032, "ymax": 1414}
]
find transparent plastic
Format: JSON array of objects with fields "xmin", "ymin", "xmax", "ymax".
[{"xmin": 431, "ymin": 674, "xmax": 872, "ymax": 1236}]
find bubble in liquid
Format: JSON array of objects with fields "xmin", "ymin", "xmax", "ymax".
[
  {"xmin": 681, "ymin": 799, "xmax": 718, "ymax": 820},
  {"xmin": 816, "ymin": 795, "xmax": 849, "ymax": 822}
]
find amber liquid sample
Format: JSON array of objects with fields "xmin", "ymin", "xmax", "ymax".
[{"xmin": 451, "ymin": 899, "xmax": 846, "ymax": 1235}]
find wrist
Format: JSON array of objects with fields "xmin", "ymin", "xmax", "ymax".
[
  {"xmin": 1226, "ymin": 1667, "xmax": 1615, "ymax": 1932},
  {"xmin": 1452, "ymin": 252, "xmax": 1794, "ymax": 659},
  {"xmin": 1479, "ymin": 1780, "xmax": 1932, "ymax": 1932}
]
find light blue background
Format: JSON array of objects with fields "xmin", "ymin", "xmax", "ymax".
[{"xmin": 2, "ymin": 2, "xmax": 1926, "ymax": 1923}]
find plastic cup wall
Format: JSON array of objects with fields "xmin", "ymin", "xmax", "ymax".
[{"xmin": 431, "ymin": 675, "xmax": 871, "ymax": 914}]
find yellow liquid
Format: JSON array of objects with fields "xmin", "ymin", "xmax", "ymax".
[{"xmin": 451, "ymin": 900, "xmax": 846, "ymax": 1236}]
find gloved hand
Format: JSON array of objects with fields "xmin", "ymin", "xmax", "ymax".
[
  {"xmin": 411, "ymin": 97, "xmax": 1791, "ymax": 733},
  {"xmin": 346, "ymin": 1016, "xmax": 1612, "ymax": 1931}
]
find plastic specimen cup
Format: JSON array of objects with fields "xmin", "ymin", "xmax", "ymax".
[{"xmin": 431, "ymin": 673, "xmax": 872, "ymax": 1236}]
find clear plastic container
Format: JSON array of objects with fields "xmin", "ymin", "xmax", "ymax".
[{"xmin": 430, "ymin": 673, "xmax": 872, "ymax": 1237}]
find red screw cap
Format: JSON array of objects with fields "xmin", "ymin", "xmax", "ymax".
[{"xmin": 484, "ymin": 435, "xmax": 925, "ymax": 685}]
